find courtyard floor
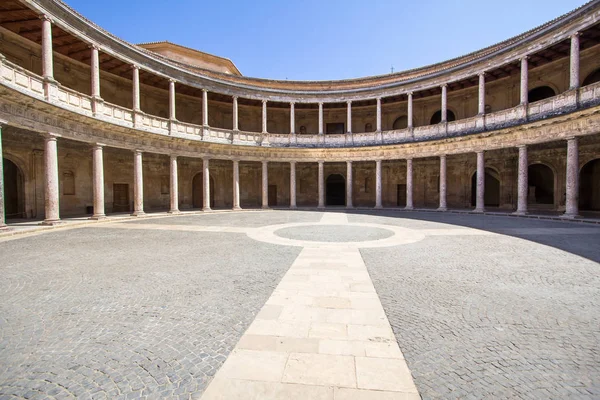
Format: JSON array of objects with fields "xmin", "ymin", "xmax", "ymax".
[{"xmin": 0, "ymin": 210, "xmax": 598, "ymax": 399}]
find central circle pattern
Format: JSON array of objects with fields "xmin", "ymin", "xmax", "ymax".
[{"xmin": 275, "ymin": 225, "xmax": 395, "ymax": 242}]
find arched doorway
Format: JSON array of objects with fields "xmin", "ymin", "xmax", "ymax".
[
  {"xmin": 471, "ymin": 168, "xmax": 500, "ymax": 207},
  {"xmin": 579, "ymin": 159, "xmax": 600, "ymax": 211},
  {"xmin": 326, "ymin": 174, "xmax": 345, "ymax": 206},
  {"xmin": 430, "ymin": 110, "xmax": 456, "ymax": 125},
  {"xmin": 392, "ymin": 116, "xmax": 408, "ymax": 130},
  {"xmin": 528, "ymin": 86, "xmax": 556, "ymax": 103},
  {"xmin": 192, "ymin": 172, "xmax": 215, "ymax": 208},
  {"xmin": 582, "ymin": 68, "xmax": 600, "ymax": 86},
  {"xmin": 2, "ymin": 158, "xmax": 24, "ymax": 219},
  {"xmin": 528, "ymin": 164, "xmax": 554, "ymax": 205}
]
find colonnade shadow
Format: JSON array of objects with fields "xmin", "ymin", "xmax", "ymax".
[{"xmin": 271, "ymin": 208, "xmax": 600, "ymax": 263}]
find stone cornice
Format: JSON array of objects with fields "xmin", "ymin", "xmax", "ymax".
[{"xmin": 24, "ymin": 0, "xmax": 600, "ymax": 102}]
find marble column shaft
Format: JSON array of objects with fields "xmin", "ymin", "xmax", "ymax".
[
  {"xmin": 441, "ymin": 85, "xmax": 448, "ymax": 123},
  {"xmin": 376, "ymin": 98, "xmax": 382, "ymax": 132},
  {"xmin": 375, "ymin": 160, "xmax": 382, "ymax": 209},
  {"xmin": 318, "ymin": 103, "xmax": 324, "ymax": 135},
  {"xmin": 439, "ymin": 155, "xmax": 447, "ymax": 210},
  {"xmin": 346, "ymin": 161, "xmax": 353, "ymax": 208},
  {"xmin": 91, "ymin": 144, "xmax": 106, "ymax": 219},
  {"xmin": 318, "ymin": 161, "xmax": 324, "ymax": 208},
  {"xmin": 516, "ymin": 145, "xmax": 528, "ymax": 215},
  {"xmin": 41, "ymin": 16, "xmax": 53, "ymax": 80},
  {"xmin": 564, "ymin": 137, "xmax": 579, "ymax": 217},
  {"xmin": 520, "ymin": 57, "xmax": 528, "ymax": 105},
  {"xmin": 43, "ymin": 135, "xmax": 60, "ymax": 224},
  {"xmin": 132, "ymin": 150, "xmax": 144, "ymax": 216},
  {"xmin": 262, "ymin": 160, "xmax": 268, "ymax": 208},
  {"xmin": 203, "ymin": 158, "xmax": 211, "ymax": 210},
  {"xmin": 290, "ymin": 103, "xmax": 295, "ymax": 134},
  {"xmin": 233, "ymin": 160, "xmax": 241, "ymax": 210},
  {"xmin": 132, "ymin": 66, "xmax": 141, "ymax": 111},
  {"xmin": 90, "ymin": 46, "xmax": 100, "ymax": 98},
  {"xmin": 570, "ymin": 33, "xmax": 580, "ymax": 89},
  {"xmin": 169, "ymin": 155, "xmax": 179, "ymax": 213},
  {"xmin": 290, "ymin": 161, "xmax": 297, "ymax": 209},
  {"xmin": 346, "ymin": 101, "xmax": 352, "ymax": 133},
  {"xmin": 232, "ymin": 96, "xmax": 239, "ymax": 131},
  {"xmin": 478, "ymin": 73, "xmax": 485, "ymax": 115},
  {"xmin": 169, "ymin": 80, "xmax": 176, "ymax": 120},
  {"xmin": 406, "ymin": 159, "xmax": 414, "ymax": 210},
  {"xmin": 262, "ymin": 101, "xmax": 268, "ymax": 134},
  {"xmin": 407, "ymin": 92, "xmax": 414, "ymax": 129},
  {"xmin": 0, "ymin": 126, "xmax": 6, "ymax": 228},
  {"xmin": 475, "ymin": 151, "xmax": 485, "ymax": 212},
  {"xmin": 202, "ymin": 90, "xmax": 209, "ymax": 127}
]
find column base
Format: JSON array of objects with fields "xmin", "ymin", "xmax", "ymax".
[
  {"xmin": 232, "ymin": 206, "xmax": 242, "ymax": 211},
  {"xmin": 437, "ymin": 207, "xmax": 447, "ymax": 212},
  {"xmin": 561, "ymin": 213, "xmax": 580, "ymax": 219},
  {"xmin": 261, "ymin": 205, "xmax": 270, "ymax": 210},
  {"xmin": 167, "ymin": 210, "xmax": 181, "ymax": 214},
  {"xmin": 40, "ymin": 219, "xmax": 62, "ymax": 226},
  {"xmin": 131, "ymin": 211, "xmax": 146, "ymax": 217},
  {"xmin": 202, "ymin": 207, "xmax": 212, "ymax": 212},
  {"xmin": 374, "ymin": 205, "xmax": 383, "ymax": 210},
  {"xmin": 473, "ymin": 208, "xmax": 485, "ymax": 213},
  {"xmin": 405, "ymin": 206, "xmax": 414, "ymax": 211},
  {"xmin": 290, "ymin": 205, "xmax": 297, "ymax": 210},
  {"xmin": 346, "ymin": 205, "xmax": 354, "ymax": 210},
  {"xmin": 513, "ymin": 210, "xmax": 528, "ymax": 216},
  {"xmin": 317, "ymin": 206, "xmax": 325, "ymax": 210},
  {"xmin": 89, "ymin": 214, "xmax": 107, "ymax": 220}
]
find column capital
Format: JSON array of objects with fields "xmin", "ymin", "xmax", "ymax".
[
  {"xmin": 133, "ymin": 149, "xmax": 143, "ymax": 154},
  {"xmin": 476, "ymin": 150, "xmax": 485, "ymax": 155},
  {"xmin": 290, "ymin": 101, "xmax": 295, "ymax": 106},
  {"xmin": 45, "ymin": 132, "xmax": 60, "ymax": 140},
  {"xmin": 262, "ymin": 159, "xmax": 268, "ymax": 165},
  {"xmin": 131, "ymin": 64, "xmax": 140, "ymax": 71},
  {"xmin": 517, "ymin": 144, "xmax": 527, "ymax": 149},
  {"xmin": 376, "ymin": 97, "xmax": 382, "ymax": 102},
  {"xmin": 439, "ymin": 153, "xmax": 447, "ymax": 159},
  {"xmin": 88, "ymin": 44, "xmax": 100, "ymax": 51},
  {"xmin": 93, "ymin": 143, "xmax": 106, "ymax": 149},
  {"xmin": 169, "ymin": 78, "xmax": 176, "ymax": 84},
  {"xmin": 170, "ymin": 154, "xmax": 178, "ymax": 160},
  {"xmin": 202, "ymin": 156, "xmax": 211, "ymax": 162},
  {"xmin": 39, "ymin": 14, "xmax": 53, "ymax": 23},
  {"xmin": 202, "ymin": 88, "xmax": 208, "ymax": 93},
  {"xmin": 232, "ymin": 95, "xmax": 238, "ymax": 100},
  {"xmin": 407, "ymin": 91, "xmax": 413, "ymax": 96},
  {"xmin": 441, "ymin": 83, "xmax": 448, "ymax": 89},
  {"xmin": 565, "ymin": 136, "xmax": 578, "ymax": 142},
  {"xmin": 571, "ymin": 31, "xmax": 581, "ymax": 38},
  {"xmin": 346, "ymin": 160, "xmax": 352, "ymax": 165},
  {"xmin": 318, "ymin": 160, "xmax": 324, "ymax": 165},
  {"xmin": 262, "ymin": 99, "xmax": 268, "ymax": 104},
  {"xmin": 289, "ymin": 160, "xmax": 296, "ymax": 165},
  {"xmin": 347, "ymin": 100, "xmax": 352, "ymax": 105},
  {"xmin": 318, "ymin": 102, "xmax": 324, "ymax": 106},
  {"xmin": 478, "ymin": 71, "xmax": 486, "ymax": 77}
]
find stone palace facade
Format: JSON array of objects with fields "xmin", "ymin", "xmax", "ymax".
[{"xmin": 1, "ymin": 0, "xmax": 600, "ymax": 226}]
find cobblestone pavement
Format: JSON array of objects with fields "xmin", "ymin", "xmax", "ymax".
[
  {"xmin": 1, "ymin": 210, "xmax": 599, "ymax": 399},
  {"xmin": 355, "ymin": 212, "xmax": 600, "ymax": 399},
  {"xmin": 0, "ymin": 222, "xmax": 301, "ymax": 399}
]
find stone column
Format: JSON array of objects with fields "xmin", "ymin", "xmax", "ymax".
[
  {"xmin": 132, "ymin": 150, "xmax": 145, "ymax": 216},
  {"xmin": 438, "ymin": 155, "xmax": 447, "ymax": 211},
  {"xmin": 520, "ymin": 57, "xmax": 528, "ymax": 105},
  {"xmin": 169, "ymin": 79, "xmax": 176, "ymax": 121},
  {"xmin": 90, "ymin": 45, "xmax": 101, "ymax": 99},
  {"xmin": 475, "ymin": 151, "xmax": 485, "ymax": 213},
  {"xmin": 441, "ymin": 84, "xmax": 448, "ymax": 123},
  {"xmin": 407, "ymin": 92, "xmax": 414, "ymax": 129},
  {"xmin": 202, "ymin": 158, "xmax": 211, "ymax": 211},
  {"xmin": 233, "ymin": 160, "xmax": 241, "ymax": 210},
  {"xmin": 375, "ymin": 98, "xmax": 382, "ymax": 132},
  {"xmin": 262, "ymin": 100, "xmax": 268, "ymax": 134},
  {"xmin": 515, "ymin": 145, "xmax": 528, "ymax": 215},
  {"xmin": 202, "ymin": 89, "xmax": 209, "ymax": 127},
  {"xmin": 169, "ymin": 155, "xmax": 179, "ymax": 214},
  {"xmin": 41, "ymin": 16, "xmax": 54, "ymax": 80},
  {"xmin": 261, "ymin": 160, "xmax": 269, "ymax": 208},
  {"xmin": 478, "ymin": 73, "xmax": 485, "ymax": 115},
  {"xmin": 375, "ymin": 160, "xmax": 382, "ymax": 209},
  {"xmin": 290, "ymin": 102, "xmax": 295, "ymax": 134},
  {"xmin": 0, "ymin": 125, "xmax": 6, "ymax": 229},
  {"xmin": 406, "ymin": 158, "xmax": 414, "ymax": 210},
  {"xmin": 290, "ymin": 161, "xmax": 297, "ymax": 209},
  {"xmin": 570, "ymin": 33, "xmax": 580, "ymax": 90},
  {"xmin": 132, "ymin": 65, "xmax": 141, "ymax": 112},
  {"xmin": 318, "ymin": 161, "xmax": 324, "ymax": 208},
  {"xmin": 42, "ymin": 134, "xmax": 60, "ymax": 225},
  {"xmin": 346, "ymin": 161, "xmax": 353, "ymax": 208},
  {"xmin": 346, "ymin": 101, "xmax": 352, "ymax": 133},
  {"xmin": 232, "ymin": 96, "xmax": 239, "ymax": 131},
  {"xmin": 318, "ymin": 102, "xmax": 324, "ymax": 135},
  {"xmin": 563, "ymin": 137, "xmax": 579, "ymax": 218},
  {"xmin": 91, "ymin": 144, "xmax": 106, "ymax": 219}
]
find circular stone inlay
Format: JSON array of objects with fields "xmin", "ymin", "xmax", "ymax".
[{"xmin": 274, "ymin": 225, "xmax": 394, "ymax": 243}]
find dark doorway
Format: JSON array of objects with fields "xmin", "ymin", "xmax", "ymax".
[
  {"xmin": 326, "ymin": 123, "xmax": 345, "ymax": 134},
  {"xmin": 471, "ymin": 168, "xmax": 500, "ymax": 207},
  {"xmin": 3, "ymin": 158, "xmax": 24, "ymax": 218},
  {"xmin": 112, "ymin": 183, "xmax": 130, "ymax": 213},
  {"xmin": 192, "ymin": 173, "xmax": 215, "ymax": 208},
  {"xmin": 268, "ymin": 185, "xmax": 277, "ymax": 206},
  {"xmin": 326, "ymin": 174, "xmax": 345, "ymax": 206},
  {"xmin": 528, "ymin": 86, "xmax": 556, "ymax": 103},
  {"xmin": 396, "ymin": 184, "xmax": 406, "ymax": 207},
  {"xmin": 580, "ymin": 158, "xmax": 600, "ymax": 211},
  {"xmin": 528, "ymin": 164, "xmax": 554, "ymax": 205},
  {"xmin": 393, "ymin": 116, "xmax": 408, "ymax": 130},
  {"xmin": 430, "ymin": 110, "xmax": 456, "ymax": 125}
]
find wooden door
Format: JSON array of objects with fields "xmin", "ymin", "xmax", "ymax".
[
  {"xmin": 268, "ymin": 185, "xmax": 277, "ymax": 206},
  {"xmin": 397, "ymin": 184, "xmax": 406, "ymax": 207},
  {"xmin": 113, "ymin": 183, "xmax": 130, "ymax": 212}
]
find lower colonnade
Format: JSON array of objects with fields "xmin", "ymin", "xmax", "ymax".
[{"xmin": 1, "ymin": 121, "xmax": 597, "ymax": 228}]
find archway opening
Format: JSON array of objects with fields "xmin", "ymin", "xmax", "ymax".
[
  {"xmin": 430, "ymin": 110, "xmax": 456, "ymax": 125},
  {"xmin": 528, "ymin": 86, "xmax": 556, "ymax": 103},
  {"xmin": 528, "ymin": 164, "xmax": 554, "ymax": 205},
  {"xmin": 326, "ymin": 174, "xmax": 345, "ymax": 206},
  {"xmin": 192, "ymin": 172, "xmax": 215, "ymax": 208},
  {"xmin": 2, "ymin": 158, "xmax": 24, "ymax": 219},
  {"xmin": 392, "ymin": 116, "xmax": 408, "ymax": 130},
  {"xmin": 582, "ymin": 68, "xmax": 600, "ymax": 86},
  {"xmin": 471, "ymin": 168, "xmax": 500, "ymax": 207},
  {"xmin": 579, "ymin": 158, "xmax": 600, "ymax": 211}
]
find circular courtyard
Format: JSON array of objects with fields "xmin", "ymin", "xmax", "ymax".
[{"xmin": 0, "ymin": 210, "xmax": 598, "ymax": 399}]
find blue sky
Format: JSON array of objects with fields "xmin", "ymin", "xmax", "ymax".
[{"xmin": 65, "ymin": 0, "xmax": 587, "ymax": 81}]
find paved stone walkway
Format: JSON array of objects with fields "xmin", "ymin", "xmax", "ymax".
[{"xmin": 0, "ymin": 210, "xmax": 598, "ymax": 399}]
